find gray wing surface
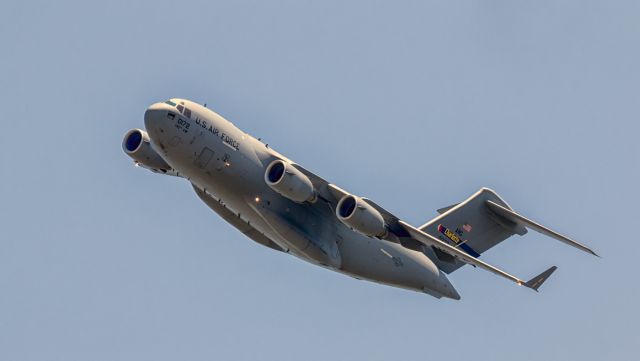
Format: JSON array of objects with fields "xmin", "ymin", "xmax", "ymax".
[
  {"xmin": 289, "ymin": 164, "xmax": 597, "ymax": 291},
  {"xmin": 485, "ymin": 200, "xmax": 598, "ymax": 257},
  {"xmin": 192, "ymin": 185, "xmax": 285, "ymax": 252}
]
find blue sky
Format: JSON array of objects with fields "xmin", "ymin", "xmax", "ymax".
[{"xmin": 1, "ymin": 1, "xmax": 638, "ymax": 360}]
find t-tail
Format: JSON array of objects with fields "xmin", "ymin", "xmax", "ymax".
[{"xmin": 405, "ymin": 188, "xmax": 598, "ymax": 292}]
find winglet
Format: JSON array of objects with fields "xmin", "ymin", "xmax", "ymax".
[{"xmin": 524, "ymin": 266, "xmax": 557, "ymax": 292}]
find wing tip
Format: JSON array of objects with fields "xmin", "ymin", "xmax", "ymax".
[
  {"xmin": 485, "ymin": 200, "xmax": 600, "ymax": 258},
  {"xmin": 524, "ymin": 266, "xmax": 558, "ymax": 292}
]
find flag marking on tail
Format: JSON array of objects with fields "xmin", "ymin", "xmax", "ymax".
[{"xmin": 437, "ymin": 224, "xmax": 481, "ymax": 257}]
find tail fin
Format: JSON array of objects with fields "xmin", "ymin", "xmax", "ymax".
[{"xmin": 420, "ymin": 188, "xmax": 597, "ymax": 273}]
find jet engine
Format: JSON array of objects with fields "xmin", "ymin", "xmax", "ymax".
[
  {"xmin": 264, "ymin": 160, "xmax": 316, "ymax": 203},
  {"xmin": 122, "ymin": 129, "xmax": 172, "ymax": 173},
  {"xmin": 336, "ymin": 195, "xmax": 387, "ymax": 238}
]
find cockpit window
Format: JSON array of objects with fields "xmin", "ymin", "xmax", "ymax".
[
  {"xmin": 164, "ymin": 100, "xmax": 177, "ymax": 106},
  {"xmin": 175, "ymin": 104, "xmax": 192, "ymax": 118}
]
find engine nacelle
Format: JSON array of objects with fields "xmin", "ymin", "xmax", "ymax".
[
  {"xmin": 122, "ymin": 129, "xmax": 172, "ymax": 173},
  {"xmin": 265, "ymin": 160, "xmax": 316, "ymax": 203},
  {"xmin": 336, "ymin": 195, "xmax": 387, "ymax": 238}
]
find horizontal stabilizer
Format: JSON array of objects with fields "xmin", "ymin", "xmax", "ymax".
[
  {"xmin": 524, "ymin": 266, "xmax": 557, "ymax": 292},
  {"xmin": 485, "ymin": 200, "xmax": 599, "ymax": 257},
  {"xmin": 436, "ymin": 203, "xmax": 459, "ymax": 214}
]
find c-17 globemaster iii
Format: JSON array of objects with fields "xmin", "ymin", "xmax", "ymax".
[{"xmin": 123, "ymin": 98, "xmax": 598, "ymax": 300}]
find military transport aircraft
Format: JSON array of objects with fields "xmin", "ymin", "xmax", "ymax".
[{"xmin": 123, "ymin": 98, "xmax": 598, "ymax": 300}]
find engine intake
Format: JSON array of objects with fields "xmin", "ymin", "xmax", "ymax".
[
  {"xmin": 336, "ymin": 195, "xmax": 387, "ymax": 238},
  {"xmin": 265, "ymin": 160, "xmax": 316, "ymax": 203},
  {"xmin": 122, "ymin": 129, "xmax": 171, "ymax": 172}
]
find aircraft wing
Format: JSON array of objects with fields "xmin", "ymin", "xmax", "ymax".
[
  {"xmin": 290, "ymin": 164, "xmax": 582, "ymax": 291},
  {"xmin": 289, "ymin": 164, "xmax": 349, "ymax": 204},
  {"xmin": 192, "ymin": 185, "xmax": 285, "ymax": 253},
  {"xmin": 398, "ymin": 220, "xmax": 525, "ymax": 284},
  {"xmin": 398, "ymin": 220, "xmax": 555, "ymax": 289},
  {"xmin": 485, "ymin": 200, "xmax": 598, "ymax": 257}
]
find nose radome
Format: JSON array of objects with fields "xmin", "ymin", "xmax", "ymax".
[{"xmin": 143, "ymin": 102, "xmax": 170, "ymax": 130}]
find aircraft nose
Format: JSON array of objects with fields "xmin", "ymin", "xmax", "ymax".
[{"xmin": 143, "ymin": 102, "xmax": 167, "ymax": 129}]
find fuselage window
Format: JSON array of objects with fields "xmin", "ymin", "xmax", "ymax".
[{"xmin": 164, "ymin": 100, "xmax": 177, "ymax": 106}]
